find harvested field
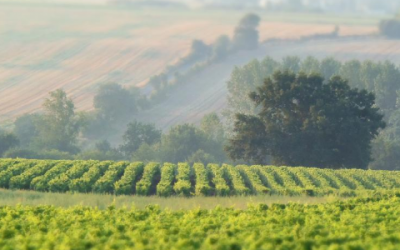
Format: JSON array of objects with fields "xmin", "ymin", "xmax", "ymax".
[{"xmin": 0, "ymin": 2, "xmax": 378, "ymax": 122}]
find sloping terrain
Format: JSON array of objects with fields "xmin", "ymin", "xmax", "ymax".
[
  {"xmin": 135, "ymin": 38, "xmax": 400, "ymax": 129},
  {"xmin": 0, "ymin": 2, "xmax": 376, "ymax": 123}
]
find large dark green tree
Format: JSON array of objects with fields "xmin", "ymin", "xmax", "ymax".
[{"xmin": 226, "ymin": 71, "xmax": 386, "ymax": 169}]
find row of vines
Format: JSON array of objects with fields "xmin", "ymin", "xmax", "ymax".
[
  {"xmin": 1, "ymin": 159, "xmax": 400, "ymax": 196},
  {"xmin": 0, "ymin": 195, "xmax": 400, "ymax": 249}
]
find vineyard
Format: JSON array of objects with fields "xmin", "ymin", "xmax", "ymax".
[
  {"xmin": 0, "ymin": 195, "xmax": 398, "ymax": 249},
  {"xmin": 1, "ymin": 159, "xmax": 400, "ymax": 197}
]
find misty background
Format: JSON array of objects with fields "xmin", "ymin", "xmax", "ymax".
[{"xmin": 1, "ymin": 0, "xmax": 400, "ymax": 170}]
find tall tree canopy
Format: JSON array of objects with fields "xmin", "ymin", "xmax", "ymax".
[
  {"xmin": 226, "ymin": 71, "xmax": 386, "ymax": 169},
  {"xmin": 232, "ymin": 13, "xmax": 261, "ymax": 50},
  {"xmin": 13, "ymin": 114, "xmax": 39, "ymax": 147},
  {"xmin": 93, "ymin": 83, "xmax": 139, "ymax": 122},
  {"xmin": 225, "ymin": 56, "xmax": 400, "ymax": 124},
  {"xmin": 120, "ymin": 121, "xmax": 161, "ymax": 158},
  {"xmin": 0, "ymin": 132, "xmax": 19, "ymax": 157},
  {"xmin": 34, "ymin": 89, "xmax": 82, "ymax": 153}
]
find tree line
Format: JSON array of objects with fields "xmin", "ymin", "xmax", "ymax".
[
  {"xmin": 2, "ymin": 42, "xmax": 400, "ymax": 170},
  {"xmin": 224, "ymin": 56, "xmax": 400, "ymax": 170},
  {"xmin": 0, "ymin": 85, "xmax": 229, "ymax": 164},
  {"xmin": 2, "ymin": 56, "xmax": 400, "ymax": 170},
  {"xmin": 147, "ymin": 13, "xmax": 261, "ymax": 104}
]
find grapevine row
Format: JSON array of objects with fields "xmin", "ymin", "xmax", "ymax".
[{"xmin": 0, "ymin": 159, "xmax": 400, "ymax": 196}]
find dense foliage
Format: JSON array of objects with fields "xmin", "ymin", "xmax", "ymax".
[
  {"xmin": 225, "ymin": 57, "xmax": 400, "ymax": 121},
  {"xmin": 380, "ymin": 19, "xmax": 400, "ymax": 39},
  {"xmin": 0, "ymin": 132, "xmax": 19, "ymax": 157},
  {"xmin": 227, "ymin": 71, "xmax": 385, "ymax": 168},
  {"xmin": 132, "ymin": 122, "xmax": 227, "ymax": 164},
  {"xmin": 225, "ymin": 57, "xmax": 400, "ymax": 170},
  {"xmin": 232, "ymin": 13, "xmax": 261, "ymax": 50},
  {"xmin": 1, "ymin": 159, "xmax": 400, "ymax": 197},
  {"xmin": 0, "ymin": 195, "xmax": 400, "ymax": 249}
]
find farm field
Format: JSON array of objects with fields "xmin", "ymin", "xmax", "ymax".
[
  {"xmin": 0, "ymin": 195, "xmax": 399, "ymax": 249},
  {"xmin": 0, "ymin": 2, "xmax": 379, "ymax": 123},
  {"xmin": 1, "ymin": 158, "xmax": 400, "ymax": 197},
  {"xmin": 0, "ymin": 188, "xmax": 334, "ymax": 209}
]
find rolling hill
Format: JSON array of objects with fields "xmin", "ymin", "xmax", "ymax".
[
  {"xmin": 134, "ymin": 37, "xmax": 400, "ymax": 130},
  {"xmin": 0, "ymin": 2, "xmax": 378, "ymax": 125}
]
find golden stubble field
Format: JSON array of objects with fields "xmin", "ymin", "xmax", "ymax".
[{"xmin": 0, "ymin": 2, "xmax": 378, "ymax": 123}]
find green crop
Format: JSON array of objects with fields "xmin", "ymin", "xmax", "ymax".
[
  {"xmin": 0, "ymin": 195, "xmax": 399, "ymax": 249},
  {"xmin": 1, "ymin": 159, "xmax": 400, "ymax": 197}
]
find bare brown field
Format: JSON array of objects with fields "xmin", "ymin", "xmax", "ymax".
[{"xmin": 0, "ymin": 3, "xmax": 378, "ymax": 123}]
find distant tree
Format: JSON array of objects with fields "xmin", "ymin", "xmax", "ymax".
[
  {"xmin": 369, "ymin": 136, "xmax": 400, "ymax": 171},
  {"xmin": 300, "ymin": 56, "xmax": 320, "ymax": 74},
  {"xmin": 339, "ymin": 60, "xmax": 363, "ymax": 89},
  {"xmin": 119, "ymin": 121, "xmax": 161, "ymax": 158},
  {"xmin": 13, "ymin": 114, "xmax": 39, "ymax": 147},
  {"xmin": 233, "ymin": 13, "xmax": 261, "ymax": 50},
  {"xmin": 95, "ymin": 140, "xmax": 113, "ymax": 153},
  {"xmin": 4, "ymin": 148, "xmax": 73, "ymax": 160},
  {"xmin": 187, "ymin": 149, "xmax": 217, "ymax": 165},
  {"xmin": 158, "ymin": 124, "xmax": 206, "ymax": 163},
  {"xmin": 224, "ymin": 56, "xmax": 400, "ymax": 133},
  {"xmin": 3, "ymin": 148, "xmax": 38, "ymax": 159},
  {"xmin": 226, "ymin": 71, "xmax": 386, "ymax": 169},
  {"xmin": 129, "ymin": 86, "xmax": 150, "ymax": 109},
  {"xmin": 200, "ymin": 113, "xmax": 227, "ymax": 162},
  {"xmin": 211, "ymin": 35, "xmax": 231, "ymax": 61},
  {"xmin": 94, "ymin": 83, "xmax": 140, "ymax": 122},
  {"xmin": 225, "ymin": 59, "xmax": 276, "ymax": 124},
  {"xmin": 340, "ymin": 60, "xmax": 400, "ymax": 114},
  {"xmin": 75, "ymin": 140, "xmax": 123, "ymax": 161},
  {"xmin": 320, "ymin": 57, "xmax": 342, "ymax": 80},
  {"xmin": 148, "ymin": 73, "xmax": 168, "ymax": 91},
  {"xmin": 0, "ymin": 132, "xmax": 19, "ymax": 156},
  {"xmin": 282, "ymin": 56, "xmax": 301, "ymax": 73},
  {"xmin": 81, "ymin": 112, "xmax": 115, "ymax": 141},
  {"xmin": 182, "ymin": 40, "xmax": 211, "ymax": 64},
  {"xmin": 379, "ymin": 19, "xmax": 400, "ymax": 39},
  {"xmin": 158, "ymin": 123, "xmax": 227, "ymax": 163},
  {"xmin": 129, "ymin": 122, "xmax": 228, "ymax": 163},
  {"xmin": 131, "ymin": 143, "xmax": 161, "ymax": 163},
  {"xmin": 34, "ymin": 89, "xmax": 82, "ymax": 154},
  {"xmin": 366, "ymin": 61, "xmax": 400, "ymax": 113},
  {"xmin": 200, "ymin": 112, "xmax": 225, "ymax": 142},
  {"xmin": 191, "ymin": 40, "xmax": 211, "ymax": 56},
  {"xmin": 83, "ymin": 83, "xmax": 147, "ymax": 140},
  {"xmin": 380, "ymin": 108, "xmax": 400, "ymax": 142}
]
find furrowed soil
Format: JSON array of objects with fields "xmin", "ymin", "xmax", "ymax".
[{"xmin": 0, "ymin": 2, "xmax": 379, "ymax": 123}]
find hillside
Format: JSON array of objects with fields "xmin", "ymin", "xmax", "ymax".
[
  {"xmin": 0, "ymin": 158, "xmax": 399, "ymax": 197},
  {"xmin": 135, "ymin": 37, "xmax": 400, "ymax": 129},
  {"xmin": 0, "ymin": 2, "xmax": 377, "ymax": 123}
]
